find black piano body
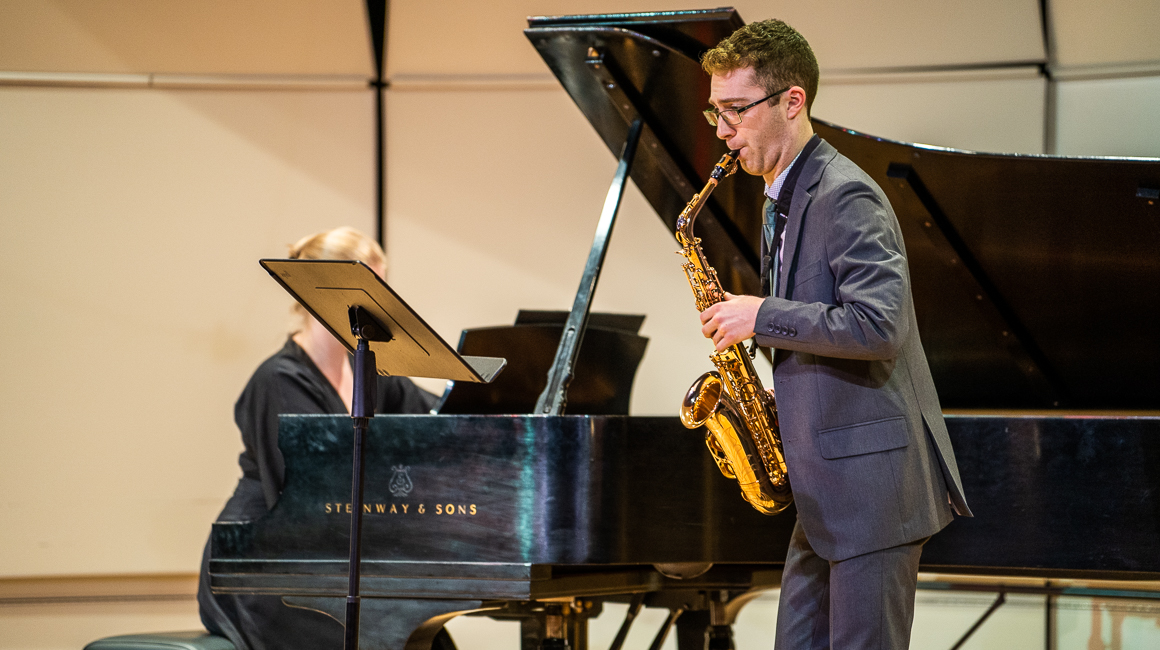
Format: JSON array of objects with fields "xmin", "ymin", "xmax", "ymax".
[
  {"xmin": 210, "ymin": 7, "xmax": 1160, "ymax": 650},
  {"xmin": 211, "ymin": 414, "xmax": 791, "ymax": 650},
  {"xmin": 208, "ymin": 412, "xmax": 1160, "ymax": 648}
]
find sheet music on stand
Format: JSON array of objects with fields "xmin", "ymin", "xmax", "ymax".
[{"xmin": 259, "ymin": 258, "xmax": 504, "ymax": 650}]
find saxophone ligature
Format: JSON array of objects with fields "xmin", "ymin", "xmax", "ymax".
[{"xmin": 675, "ymin": 151, "xmax": 792, "ymax": 515}]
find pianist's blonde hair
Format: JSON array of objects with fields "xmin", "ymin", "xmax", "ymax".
[
  {"xmin": 286, "ymin": 226, "xmax": 386, "ymax": 331},
  {"xmin": 701, "ymin": 19, "xmax": 819, "ymax": 116}
]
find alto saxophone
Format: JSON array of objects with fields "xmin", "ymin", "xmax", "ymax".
[{"xmin": 676, "ymin": 151, "xmax": 792, "ymax": 516}]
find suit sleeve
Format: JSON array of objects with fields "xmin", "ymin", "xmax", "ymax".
[{"xmin": 754, "ymin": 175, "xmax": 910, "ymax": 361}]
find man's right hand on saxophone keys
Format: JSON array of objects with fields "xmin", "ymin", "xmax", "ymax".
[{"xmin": 699, "ymin": 292, "xmax": 763, "ymax": 352}]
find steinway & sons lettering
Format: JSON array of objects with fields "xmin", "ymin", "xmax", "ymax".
[{"xmin": 323, "ymin": 502, "xmax": 478, "ymax": 516}]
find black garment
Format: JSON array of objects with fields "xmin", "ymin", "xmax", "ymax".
[{"xmin": 198, "ymin": 338, "xmax": 437, "ymax": 650}]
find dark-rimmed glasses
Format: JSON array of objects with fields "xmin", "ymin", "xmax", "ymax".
[{"xmin": 703, "ymin": 87, "xmax": 789, "ymax": 126}]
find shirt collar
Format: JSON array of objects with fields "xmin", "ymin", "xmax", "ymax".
[{"xmin": 764, "ymin": 147, "xmax": 805, "ymax": 202}]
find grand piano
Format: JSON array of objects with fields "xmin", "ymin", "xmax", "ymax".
[{"xmin": 208, "ymin": 8, "xmax": 1160, "ymax": 650}]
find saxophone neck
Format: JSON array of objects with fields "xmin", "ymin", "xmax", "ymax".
[
  {"xmin": 675, "ymin": 190, "xmax": 709, "ymax": 245},
  {"xmin": 676, "ymin": 151, "xmax": 738, "ymax": 244}
]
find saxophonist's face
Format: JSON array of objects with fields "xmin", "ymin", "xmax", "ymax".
[{"xmin": 708, "ymin": 67, "xmax": 791, "ymax": 185}]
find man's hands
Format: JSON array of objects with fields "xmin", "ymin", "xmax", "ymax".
[{"xmin": 700, "ymin": 293, "xmax": 764, "ymax": 351}]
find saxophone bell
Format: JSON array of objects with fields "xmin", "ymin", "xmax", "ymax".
[{"xmin": 681, "ymin": 371, "xmax": 793, "ymax": 516}]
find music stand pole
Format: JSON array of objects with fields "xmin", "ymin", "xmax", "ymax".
[{"xmin": 345, "ymin": 307, "xmax": 392, "ymax": 650}]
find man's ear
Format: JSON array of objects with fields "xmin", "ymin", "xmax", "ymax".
[{"xmin": 785, "ymin": 86, "xmax": 808, "ymax": 120}]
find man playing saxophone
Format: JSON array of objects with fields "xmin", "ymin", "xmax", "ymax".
[{"xmin": 696, "ymin": 20, "xmax": 971, "ymax": 650}]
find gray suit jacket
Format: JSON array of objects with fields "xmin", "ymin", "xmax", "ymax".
[{"xmin": 754, "ymin": 138, "xmax": 971, "ymax": 562}]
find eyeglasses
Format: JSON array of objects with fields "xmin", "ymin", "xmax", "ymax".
[{"xmin": 703, "ymin": 87, "xmax": 790, "ymax": 126}]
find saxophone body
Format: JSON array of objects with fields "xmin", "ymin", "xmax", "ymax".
[{"xmin": 676, "ymin": 151, "xmax": 792, "ymax": 516}]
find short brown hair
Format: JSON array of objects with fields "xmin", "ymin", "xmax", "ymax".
[{"xmin": 701, "ymin": 19, "xmax": 819, "ymax": 116}]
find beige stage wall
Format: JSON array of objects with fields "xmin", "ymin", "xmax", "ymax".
[{"xmin": 1, "ymin": 1, "xmax": 1159, "ymax": 649}]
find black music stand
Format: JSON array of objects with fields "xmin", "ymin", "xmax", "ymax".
[{"xmin": 260, "ymin": 259, "xmax": 505, "ymax": 650}]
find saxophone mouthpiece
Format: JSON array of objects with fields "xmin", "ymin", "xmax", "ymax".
[{"xmin": 711, "ymin": 150, "xmax": 740, "ymax": 180}]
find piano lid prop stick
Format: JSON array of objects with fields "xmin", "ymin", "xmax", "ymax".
[{"xmin": 535, "ymin": 117, "xmax": 644, "ymax": 415}]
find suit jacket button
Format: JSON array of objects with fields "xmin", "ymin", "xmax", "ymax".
[{"xmin": 790, "ymin": 327, "xmax": 797, "ymax": 336}]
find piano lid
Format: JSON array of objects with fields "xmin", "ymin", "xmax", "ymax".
[{"xmin": 527, "ymin": 9, "xmax": 1160, "ymax": 411}]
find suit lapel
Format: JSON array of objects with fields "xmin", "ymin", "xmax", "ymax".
[
  {"xmin": 778, "ymin": 188, "xmax": 811, "ymax": 298},
  {"xmin": 777, "ymin": 141, "xmax": 836, "ymax": 299}
]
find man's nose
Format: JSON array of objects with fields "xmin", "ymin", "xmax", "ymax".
[{"xmin": 716, "ymin": 120, "xmax": 735, "ymax": 140}]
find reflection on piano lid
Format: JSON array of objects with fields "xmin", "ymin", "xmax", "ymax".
[
  {"xmin": 435, "ymin": 310, "xmax": 647, "ymax": 415},
  {"xmin": 814, "ymin": 122, "xmax": 1160, "ymax": 411}
]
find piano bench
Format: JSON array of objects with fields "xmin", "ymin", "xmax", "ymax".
[{"xmin": 84, "ymin": 631, "xmax": 235, "ymax": 650}]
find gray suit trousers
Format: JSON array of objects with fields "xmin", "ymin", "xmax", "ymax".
[{"xmin": 774, "ymin": 520, "xmax": 926, "ymax": 650}]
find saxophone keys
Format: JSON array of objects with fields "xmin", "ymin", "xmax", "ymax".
[{"xmin": 705, "ymin": 435, "xmax": 737, "ymax": 480}]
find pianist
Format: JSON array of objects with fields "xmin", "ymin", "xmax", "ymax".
[
  {"xmin": 697, "ymin": 20, "xmax": 972, "ymax": 650},
  {"xmin": 196, "ymin": 227, "xmax": 438, "ymax": 650}
]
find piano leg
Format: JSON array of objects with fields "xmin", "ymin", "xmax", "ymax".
[
  {"xmin": 674, "ymin": 610, "xmax": 711, "ymax": 650},
  {"xmin": 283, "ymin": 596, "xmax": 493, "ymax": 650},
  {"xmin": 666, "ymin": 586, "xmax": 768, "ymax": 650},
  {"xmin": 674, "ymin": 610, "xmax": 736, "ymax": 650},
  {"xmin": 706, "ymin": 625, "xmax": 734, "ymax": 650}
]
